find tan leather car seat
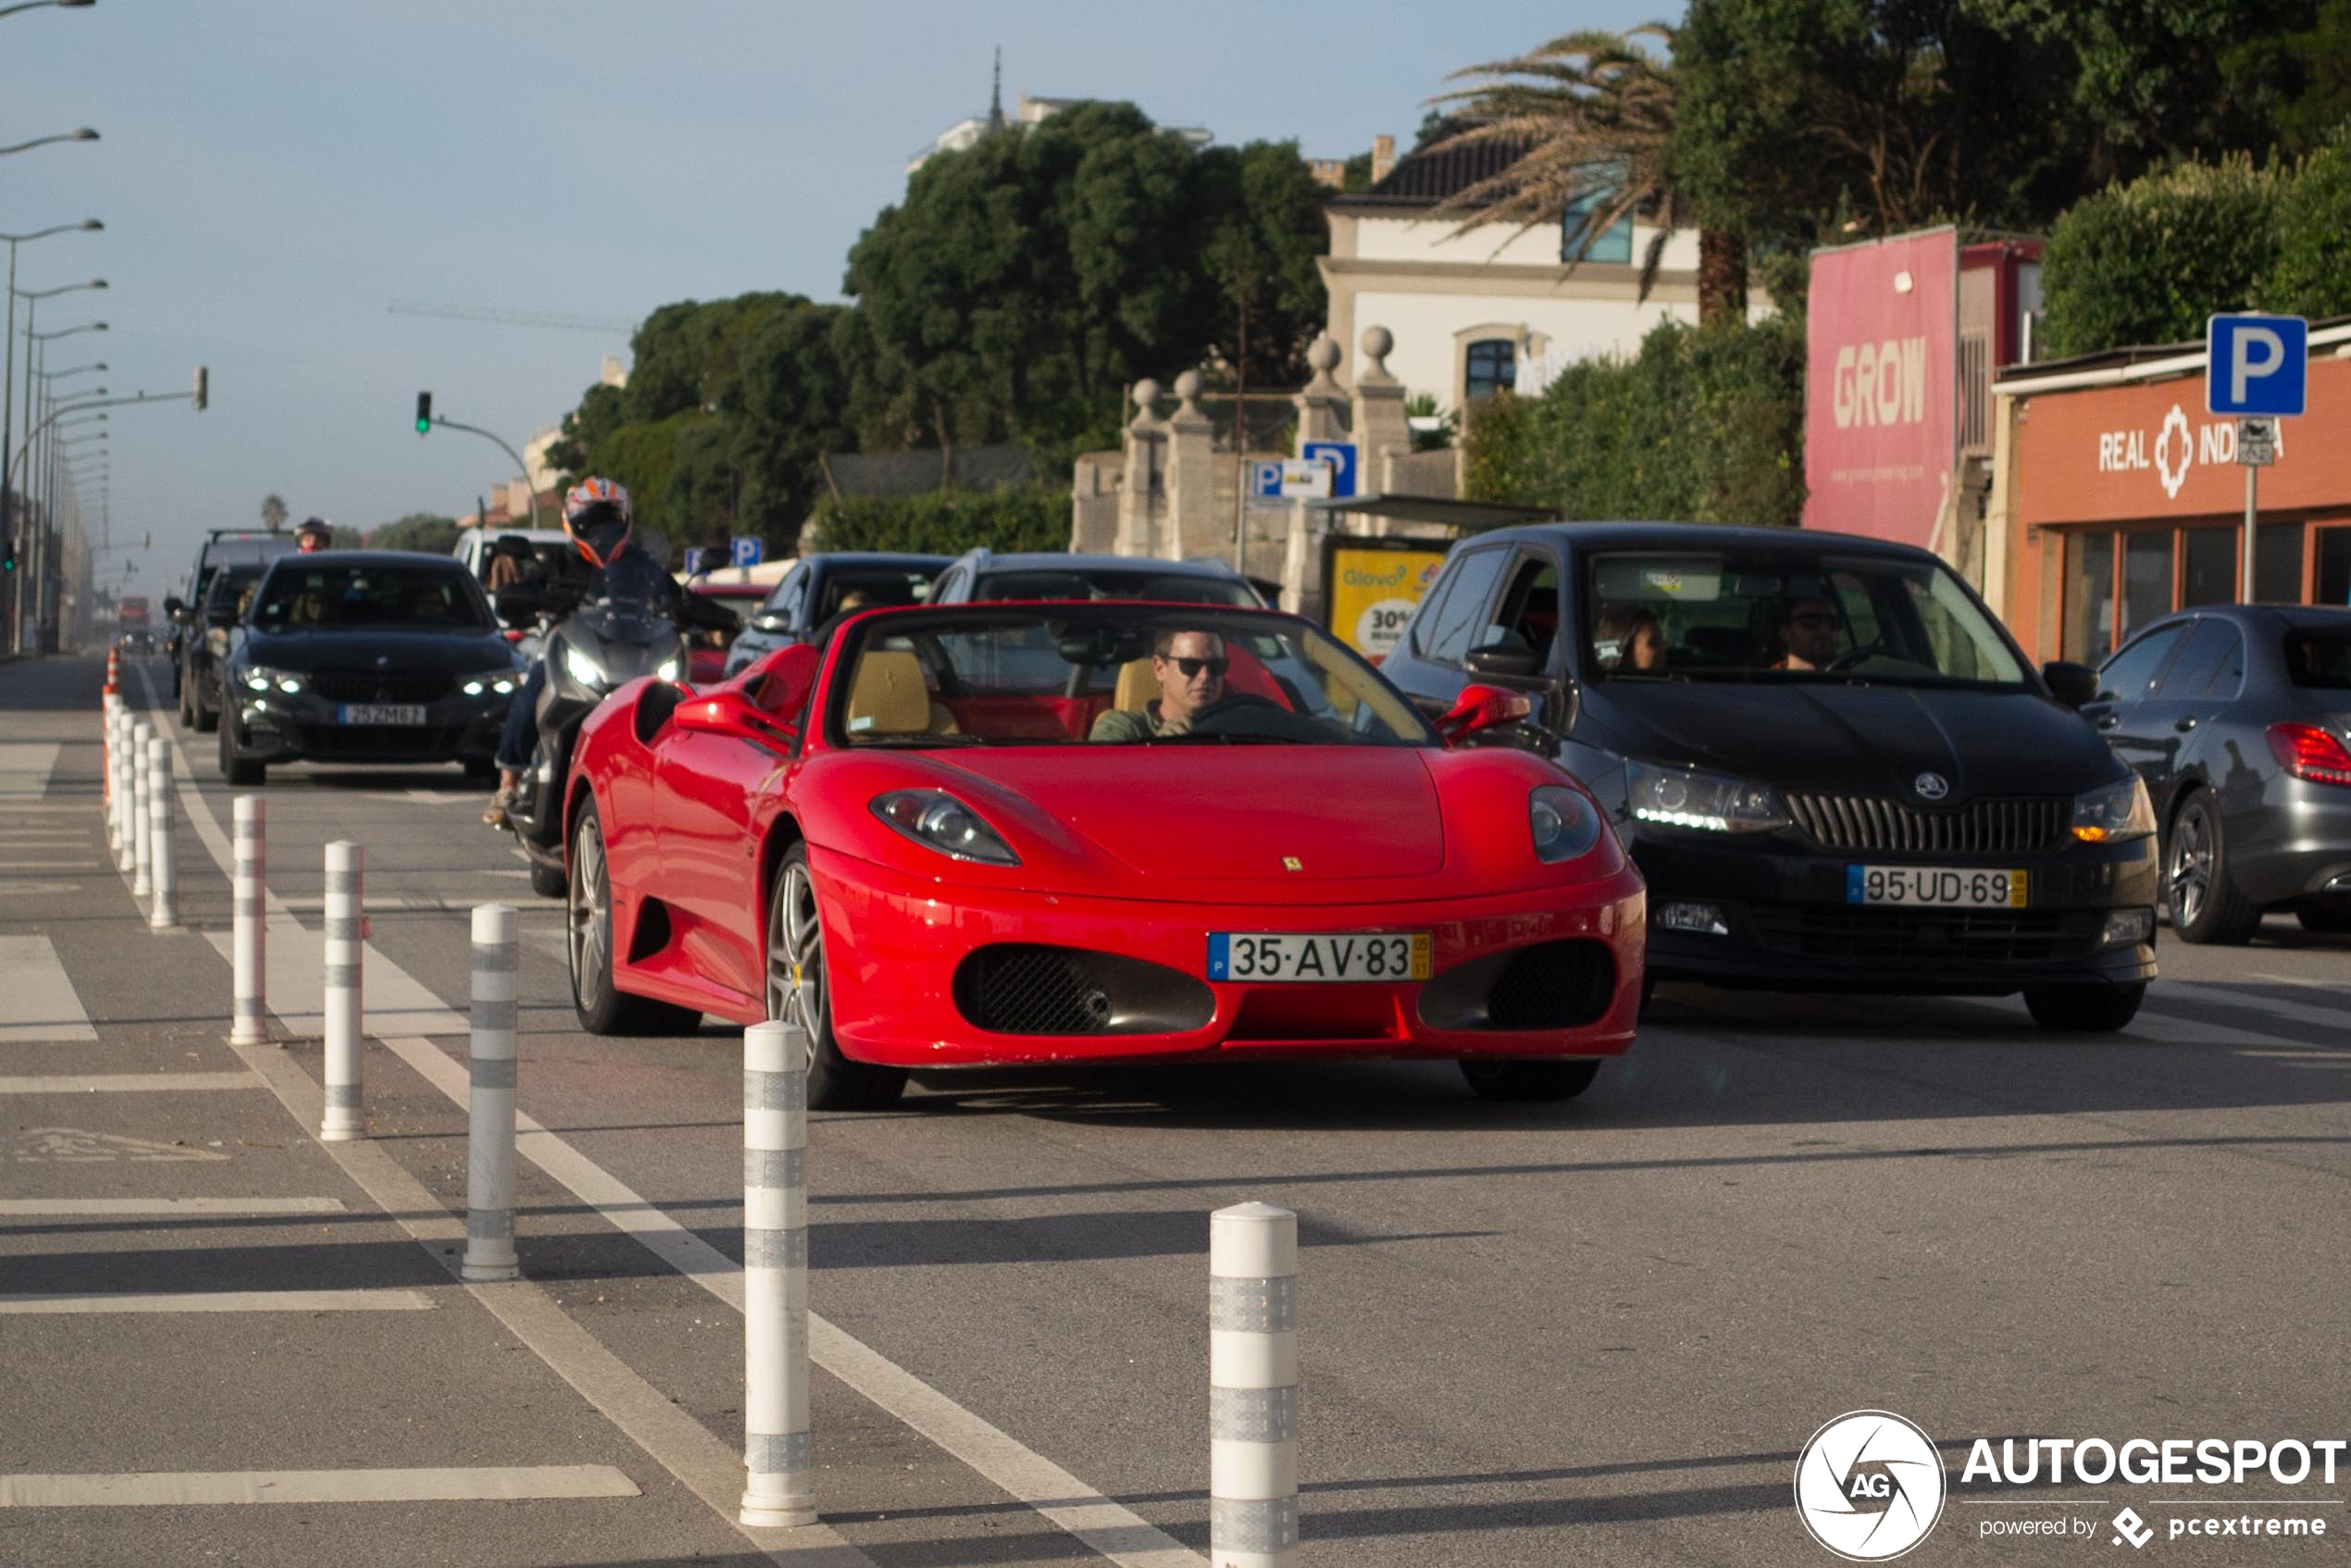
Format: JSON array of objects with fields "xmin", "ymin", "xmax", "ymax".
[
  {"xmin": 1113, "ymin": 654, "xmax": 1156, "ymax": 713},
  {"xmin": 844, "ymin": 649, "xmax": 958, "ymax": 736}
]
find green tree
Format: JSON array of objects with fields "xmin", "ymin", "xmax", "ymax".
[
  {"xmin": 2263, "ymin": 124, "xmax": 2351, "ymax": 315},
  {"xmin": 1196, "ymin": 140, "xmax": 1332, "ymax": 393},
  {"xmin": 2219, "ymin": 0, "xmax": 2351, "ymax": 158},
  {"xmin": 806, "ymin": 481, "xmax": 1070, "ymax": 556},
  {"xmin": 259, "ymin": 493, "xmax": 287, "ymax": 534},
  {"xmin": 367, "ymin": 513, "xmax": 461, "ymax": 554},
  {"xmin": 2038, "ymin": 154, "xmax": 2284, "ymax": 356}
]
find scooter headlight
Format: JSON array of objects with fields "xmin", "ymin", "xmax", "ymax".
[{"xmin": 564, "ymin": 644, "xmax": 609, "ymax": 691}]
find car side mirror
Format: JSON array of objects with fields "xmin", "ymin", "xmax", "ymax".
[
  {"xmin": 163, "ymin": 596, "xmax": 187, "ymax": 619},
  {"xmin": 1437, "ymin": 682, "xmax": 1536, "ymax": 745},
  {"xmin": 1463, "ymin": 641, "xmax": 1543, "ymax": 681},
  {"xmin": 2043, "ymin": 660, "xmax": 2099, "ymax": 709},
  {"xmin": 671, "ymin": 689, "xmax": 760, "ymax": 736},
  {"xmin": 751, "ymin": 613, "xmax": 790, "ymax": 635}
]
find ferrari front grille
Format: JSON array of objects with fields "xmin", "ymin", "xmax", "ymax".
[{"xmin": 1784, "ymin": 793, "xmax": 2067, "ymax": 854}]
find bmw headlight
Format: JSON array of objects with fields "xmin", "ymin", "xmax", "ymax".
[
  {"xmin": 871, "ymin": 789, "xmax": 1020, "ymax": 866},
  {"xmin": 242, "ymin": 666, "xmax": 303, "ymax": 695},
  {"xmin": 1625, "ymin": 760, "xmax": 1789, "ymax": 834},
  {"xmin": 564, "ymin": 644, "xmax": 609, "ymax": 691},
  {"xmin": 654, "ymin": 657, "xmax": 680, "ymax": 682},
  {"xmin": 1529, "ymin": 784, "xmax": 1604, "ymax": 863},
  {"xmin": 464, "ymin": 671, "xmax": 520, "ymax": 698},
  {"xmin": 2071, "ymin": 775, "xmax": 2155, "ymax": 842}
]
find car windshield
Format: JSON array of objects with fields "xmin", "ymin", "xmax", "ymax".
[
  {"xmin": 828, "ymin": 605, "xmax": 1436, "ymax": 748},
  {"xmin": 1584, "ymin": 550, "xmax": 2029, "ymax": 688},
  {"xmin": 973, "ymin": 569, "xmax": 1259, "ymax": 607},
  {"xmin": 252, "ymin": 565, "xmax": 492, "ymax": 630}
]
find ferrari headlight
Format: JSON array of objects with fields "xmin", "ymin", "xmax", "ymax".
[
  {"xmin": 2071, "ymin": 775, "xmax": 2155, "ymax": 842},
  {"xmin": 1529, "ymin": 784, "xmax": 1603, "ymax": 863},
  {"xmin": 654, "ymin": 657, "xmax": 680, "ymax": 682},
  {"xmin": 871, "ymin": 789, "xmax": 1020, "ymax": 866},
  {"xmin": 1625, "ymin": 759, "xmax": 1789, "ymax": 834},
  {"xmin": 564, "ymin": 644, "xmax": 609, "ymax": 691}
]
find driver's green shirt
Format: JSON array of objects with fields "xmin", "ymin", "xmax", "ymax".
[{"xmin": 1089, "ymin": 702, "xmax": 1195, "ymax": 742}]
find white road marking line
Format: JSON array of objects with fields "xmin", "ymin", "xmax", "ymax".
[
  {"xmin": 10, "ymin": 1127, "xmax": 230, "ymax": 1164},
  {"xmin": 2152, "ymin": 980, "xmax": 2351, "ymax": 1036},
  {"xmin": 0, "ymin": 1465, "xmax": 637, "ymax": 1506},
  {"xmin": 147, "ymin": 673, "xmax": 1179, "ymax": 1568},
  {"xmin": 0, "ymin": 1073, "xmax": 259, "ymax": 1094},
  {"xmin": 0, "ymin": 859, "xmax": 102, "ymax": 869},
  {"xmin": 200, "ymin": 922, "xmax": 467, "ymax": 1038},
  {"xmin": 0, "ymin": 934, "xmax": 96, "ymax": 1042},
  {"xmin": 0, "ymin": 1288, "xmax": 430, "ymax": 1313},
  {"xmin": 0, "ymin": 1197, "xmax": 346, "ymax": 1216},
  {"xmin": 0, "ymin": 743, "xmax": 61, "ymax": 799}
]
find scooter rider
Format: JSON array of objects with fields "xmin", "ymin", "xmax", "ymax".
[{"xmin": 483, "ymin": 478, "xmax": 672, "ymax": 825}]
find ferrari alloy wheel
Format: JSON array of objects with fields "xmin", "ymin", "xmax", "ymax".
[
  {"xmin": 567, "ymin": 799, "xmax": 700, "ymax": 1036},
  {"xmin": 2166, "ymin": 790, "xmax": 2259, "ymax": 945},
  {"xmin": 765, "ymin": 844, "xmax": 906, "ymax": 1111},
  {"xmin": 1459, "ymin": 1057, "xmax": 1602, "ymax": 1101}
]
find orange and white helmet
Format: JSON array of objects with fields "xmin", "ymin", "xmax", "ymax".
[{"xmin": 563, "ymin": 478, "xmax": 632, "ymax": 567}]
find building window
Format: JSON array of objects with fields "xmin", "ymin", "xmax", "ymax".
[
  {"xmin": 1464, "ymin": 339, "xmax": 1517, "ymax": 402},
  {"xmin": 1562, "ymin": 191, "xmax": 1633, "ymax": 265}
]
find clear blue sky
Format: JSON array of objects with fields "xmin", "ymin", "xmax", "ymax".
[{"xmin": 7, "ymin": 1, "xmax": 1670, "ymax": 599}]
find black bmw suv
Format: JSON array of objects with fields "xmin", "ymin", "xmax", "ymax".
[{"xmin": 1378, "ymin": 522, "xmax": 2158, "ymax": 1030}]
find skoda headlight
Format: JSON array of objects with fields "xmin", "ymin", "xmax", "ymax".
[
  {"xmin": 564, "ymin": 644, "xmax": 609, "ymax": 691},
  {"xmin": 654, "ymin": 657, "xmax": 680, "ymax": 682},
  {"xmin": 871, "ymin": 789, "xmax": 1020, "ymax": 865},
  {"xmin": 1625, "ymin": 760, "xmax": 1789, "ymax": 834},
  {"xmin": 243, "ymin": 666, "xmax": 302, "ymax": 695},
  {"xmin": 2071, "ymin": 775, "xmax": 2155, "ymax": 842},
  {"xmin": 1529, "ymin": 784, "xmax": 1604, "ymax": 863}
]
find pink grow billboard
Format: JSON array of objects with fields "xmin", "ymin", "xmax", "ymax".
[{"xmin": 1804, "ymin": 228, "xmax": 1958, "ymax": 551}]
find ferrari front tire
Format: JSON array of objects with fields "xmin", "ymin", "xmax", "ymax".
[
  {"xmin": 766, "ymin": 843, "xmax": 906, "ymax": 1111},
  {"xmin": 1459, "ymin": 1057, "xmax": 1601, "ymax": 1101},
  {"xmin": 568, "ymin": 799, "xmax": 701, "ymax": 1036}
]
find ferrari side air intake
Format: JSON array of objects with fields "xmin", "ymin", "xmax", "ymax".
[{"xmin": 953, "ymin": 944, "xmax": 1215, "ymax": 1037}]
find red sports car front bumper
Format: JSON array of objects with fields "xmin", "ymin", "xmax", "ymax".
[{"xmin": 811, "ymin": 845, "xmax": 1647, "ymax": 1069}]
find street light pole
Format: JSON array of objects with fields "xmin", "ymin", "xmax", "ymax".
[
  {"xmin": 0, "ymin": 128, "xmax": 98, "ymax": 157},
  {"xmin": 0, "ymin": 220, "xmax": 100, "ymax": 649},
  {"xmin": 423, "ymin": 412, "xmax": 542, "ymax": 529},
  {"xmin": 0, "ymin": 0, "xmax": 98, "ymax": 21}
]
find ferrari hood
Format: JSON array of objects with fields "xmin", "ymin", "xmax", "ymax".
[{"xmin": 936, "ymin": 747, "xmax": 1447, "ymax": 880}]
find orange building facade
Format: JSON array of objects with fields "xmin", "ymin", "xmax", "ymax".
[{"xmin": 1986, "ymin": 321, "xmax": 2351, "ymax": 666}]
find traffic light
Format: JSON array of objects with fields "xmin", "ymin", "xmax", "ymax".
[
  {"xmin": 1, "ymin": 535, "xmax": 15, "ymax": 573},
  {"xmin": 193, "ymin": 366, "xmax": 208, "ymax": 411},
  {"xmin": 415, "ymin": 391, "xmax": 432, "ymax": 435}
]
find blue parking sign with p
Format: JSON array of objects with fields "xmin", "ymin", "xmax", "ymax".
[
  {"xmin": 730, "ymin": 535, "xmax": 765, "ymax": 569},
  {"xmin": 1250, "ymin": 461, "xmax": 1285, "ymax": 500},
  {"xmin": 2207, "ymin": 313, "xmax": 2307, "ymax": 417},
  {"xmin": 1301, "ymin": 441, "xmax": 1358, "ymax": 498}
]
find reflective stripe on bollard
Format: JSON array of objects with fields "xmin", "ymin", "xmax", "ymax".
[
  {"xmin": 145, "ymin": 739, "xmax": 176, "ymax": 930},
  {"xmin": 740, "ymin": 1019, "xmax": 815, "ymax": 1528},
  {"xmin": 462, "ymin": 903, "xmax": 520, "ymax": 1282},
  {"xmin": 112, "ymin": 712, "xmax": 136, "ymax": 874},
  {"xmin": 101, "ymin": 695, "xmax": 119, "ymax": 847},
  {"xmin": 129, "ymin": 722, "xmax": 155, "ymax": 897},
  {"xmin": 1211, "ymin": 1201, "xmax": 1300, "ymax": 1568},
  {"xmin": 230, "ymin": 797, "xmax": 267, "ymax": 1046},
  {"xmin": 318, "ymin": 840, "xmax": 365, "ymax": 1142}
]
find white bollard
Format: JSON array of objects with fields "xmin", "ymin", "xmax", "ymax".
[
  {"xmin": 112, "ymin": 711, "xmax": 135, "ymax": 872},
  {"xmin": 462, "ymin": 903, "xmax": 520, "ymax": 1282},
  {"xmin": 318, "ymin": 840, "xmax": 365, "ymax": 1142},
  {"xmin": 1211, "ymin": 1201, "xmax": 1300, "ymax": 1568},
  {"xmin": 145, "ymin": 739, "xmax": 177, "ymax": 930},
  {"xmin": 102, "ymin": 695, "xmax": 119, "ymax": 850},
  {"xmin": 129, "ymin": 721, "xmax": 155, "ymax": 896},
  {"xmin": 740, "ymin": 1019, "xmax": 815, "ymax": 1528},
  {"xmin": 230, "ymin": 797, "xmax": 267, "ymax": 1046}
]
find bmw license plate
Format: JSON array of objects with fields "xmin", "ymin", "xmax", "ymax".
[
  {"xmin": 1208, "ymin": 932, "xmax": 1432, "ymax": 983},
  {"xmin": 339, "ymin": 704, "xmax": 426, "ymax": 726},
  {"xmin": 1846, "ymin": 866, "xmax": 2027, "ymax": 908}
]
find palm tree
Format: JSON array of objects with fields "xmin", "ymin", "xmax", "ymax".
[
  {"xmin": 260, "ymin": 493, "xmax": 287, "ymax": 534},
  {"xmin": 1426, "ymin": 24, "xmax": 1747, "ymax": 323}
]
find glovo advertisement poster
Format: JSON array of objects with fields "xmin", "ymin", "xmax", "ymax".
[{"xmin": 1324, "ymin": 540, "xmax": 1450, "ymax": 661}]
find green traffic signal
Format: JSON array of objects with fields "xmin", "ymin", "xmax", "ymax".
[
  {"xmin": 1, "ymin": 539, "xmax": 16, "ymax": 573},
  {"xmin": 415, "ymin": 391, "xmax": 432, "ymax": 435}
]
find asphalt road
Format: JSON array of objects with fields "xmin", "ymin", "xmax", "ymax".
[{"xmin": 5, "ymin": 651, "xmax": 2345, "ymax": 1567}]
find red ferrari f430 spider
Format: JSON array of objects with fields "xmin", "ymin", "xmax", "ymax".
[{"xmin": 562, "ymin": 602, "xmax": 1646, "ymax": 1108}]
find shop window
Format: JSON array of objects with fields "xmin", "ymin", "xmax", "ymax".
[
  {"xmin": 2121, "ymin": 532, "xmax": 2173, "ymax": 641},
  {"xmin": 2064, "ymin": 530, "xmax": 2117, "ymax": 662},
  {"xmin": 2183, "ymin": 529, "xmax": 2236, "ymax": 607},
  {"xmin": 2256, "ymin": 519, "xmax": 2307, "ymax": 603},
  {"xmin": 1562, "ymin": 190, "xmax": 1634, "ymax": 265},
  {"xmin": 1464, "ymin": 339, "xmax": 1517, "ymax": 402},
  {"xmin": 2319, "ymin": 529, "xmax": 2351, "ymax": 607}
]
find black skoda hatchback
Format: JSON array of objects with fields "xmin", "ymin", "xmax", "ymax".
[{"xmin": 1378, "ymin": 523, "xmax": 2158, "ymax": 1030}]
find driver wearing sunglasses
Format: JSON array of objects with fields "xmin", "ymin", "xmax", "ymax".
[
  {"xmin": 1089, "ymin": 628, "xmax": 1228, "ymax": 742},
  {"xmin": 1772, "ymin": 595, "xmax": 1845, "ymax": 672}
]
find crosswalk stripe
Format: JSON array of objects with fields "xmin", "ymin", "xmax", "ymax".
[
  {"xmin": 0, "ymin": 935, "xmax": 96, "ymax": 1042},
  {"xmin": 0, "ymin": 1289, "xmax": 431, "ymax": 1313},
  {"xmin": 0, "ymin": 743, "xmax": 61, "ymax": 799},
  {"xmin": 0, "ymin": 1197, "xmax": 347, "ymax": 1217},
  {"xmin": 0, "ymin": 1465, "xmax": 638, "ymax": 1505},
  {"xmin": 0, "ymin": 1073, "xmax": 258, "ymax": 1094}
]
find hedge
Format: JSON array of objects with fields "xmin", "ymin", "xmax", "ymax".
[
  {"xmin": 804, "ymin": 480, "xmax": 1070, "ymax": 557},
  {"xmin": 1462, "ymin": 314, "xmax": 1807, "ymax": 528},
  {"xmin": 2262, "ymin": 125, "xmax": 2351, "ymax": 320},
  {"xmin": 2038, "ymin": 155, "xmax": 2285, "ymax": 358}
]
